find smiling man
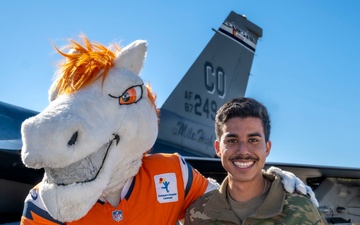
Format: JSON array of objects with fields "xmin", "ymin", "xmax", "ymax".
[{"xmin": 185, "ymin": 97, "xmax": 326, "ymax": 225}]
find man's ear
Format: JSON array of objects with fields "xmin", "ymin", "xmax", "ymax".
[
  {"xmin": 266, "ymin": 140, "xmax": 272, "ymax": 157},
  {"xmin": 214, "ymin": 140, "xmax": 221, "ymax": 157}
]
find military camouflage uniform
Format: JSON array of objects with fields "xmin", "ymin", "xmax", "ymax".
[{"xmin": 185, "ymin": 172, "xmax": 327, "ymax": 225}]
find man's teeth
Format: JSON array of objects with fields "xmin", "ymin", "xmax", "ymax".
[{"xmin": 234, "ymin": 161, "xmax": 254, "ymax": 168}]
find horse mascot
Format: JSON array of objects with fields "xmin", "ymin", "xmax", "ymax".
[{"xmin": 20, "ymin": 36, "xmax": 315, "ymax": 224}]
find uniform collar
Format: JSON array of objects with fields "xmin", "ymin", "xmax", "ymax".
[{"xmin": 204, "ymin": 171, "xmax": 286, "ymax": 222}]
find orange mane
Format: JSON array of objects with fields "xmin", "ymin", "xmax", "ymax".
[
  {"xmin": 53, "ymin": 35, "xmax": 158, "ymax": 114},
  {"xmin": 54, "ymin": 35, "xmax": 119, "ymax": 95}
]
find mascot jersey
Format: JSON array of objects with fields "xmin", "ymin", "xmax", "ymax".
[{"xmin": 21, "ymin": 153, "xmax": 209, "ymax": 224}]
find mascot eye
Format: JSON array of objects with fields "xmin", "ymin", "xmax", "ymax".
[{"xmin": 109, "ymin": 85, "xmax": 143, "ymax": 105}]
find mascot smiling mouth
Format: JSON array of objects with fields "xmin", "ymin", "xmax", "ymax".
[{"xmin": 45, "ymin": 134, "xmax": 120, "ymax": 185}]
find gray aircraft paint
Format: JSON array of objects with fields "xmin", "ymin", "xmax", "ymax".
[{"xmin": 153, "ymin": 11, "xmax": 262, "ymax": 157}]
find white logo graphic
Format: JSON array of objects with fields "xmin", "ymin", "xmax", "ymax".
[{"xmin": 154, "ymin": 173, "xmax": 178, "ymax": 203}]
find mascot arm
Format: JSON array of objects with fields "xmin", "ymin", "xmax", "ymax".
[
  {"xmin": 267, "ymin": 166, "xmax": 319, "ymax": 207},
  {"xmin": 205, "ymin": 177, "xmax": 220, "ymax": 193}
]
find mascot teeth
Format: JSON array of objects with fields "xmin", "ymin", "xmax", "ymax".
[{"xmin": 45, "ymin": 141, "xmax": 111, "ymax": 185}]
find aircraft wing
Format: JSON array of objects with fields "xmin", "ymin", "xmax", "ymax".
[
  {"xmin": 0, "ymin": 101, "xmax": 43, "ymax": 223},
  {"xmin": 0, "ymin": 101, "xmax": 38, "ymax": 150}
]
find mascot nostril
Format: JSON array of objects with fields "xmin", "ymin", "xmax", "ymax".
[
  {"xmin": 68, "ymin": 131, "xmax": 78, "ymax": 146},
  {"xmin": 113, "ymin": 133, "xmax": 120, "ymax": 145}
]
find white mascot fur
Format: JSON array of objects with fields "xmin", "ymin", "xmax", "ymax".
[{"xmin": 20, "ymin": 36, "xmax": 316, "ymax": 224}]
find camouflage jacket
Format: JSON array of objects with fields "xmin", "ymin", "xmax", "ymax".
[{"xmin": 184, "ymin": 172, "xmax": 327, "ymax": 225}]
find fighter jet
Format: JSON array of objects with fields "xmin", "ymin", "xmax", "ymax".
[{"xmin": 1, "ymin": 11, "xmax": 359, "ymax": 224}]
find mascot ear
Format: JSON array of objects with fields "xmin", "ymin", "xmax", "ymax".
[
  {"xmin": 115, "ymin": 40, "xmax": 147, "ymax": 75},
  {"xmin": 48, "ymin": 78, "xmax": 59, "ymax": 102}
]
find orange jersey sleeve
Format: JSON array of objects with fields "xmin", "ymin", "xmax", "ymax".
[{"xmin": 176, "ymin": 154, "xmax": 209, "ymax": 219}]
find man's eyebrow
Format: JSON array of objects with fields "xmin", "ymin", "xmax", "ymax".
[
  {"xmin": 224, "ymin": 132, "xmax": 263, "ymax": 139},
  {"xmin": 224, "ymin": 133, "xmax": 238, "ymax": 138},
  {"xmin": 248, "ymin": 132, "xmax": 262, "ymax": 138}
]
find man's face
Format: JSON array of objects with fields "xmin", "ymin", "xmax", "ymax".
[{"xmin": 215, "ymin": 117, "xmax": 271, "ymax": 184}]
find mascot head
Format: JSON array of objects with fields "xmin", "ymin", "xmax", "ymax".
[{"xmin": 21, "ymin": 36, "xmax": 159, "ymax": 221}]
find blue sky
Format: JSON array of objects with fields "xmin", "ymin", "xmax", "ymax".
[{"xmin": 1, "ymin": 1, "xmax": 359, "ymax": 168}]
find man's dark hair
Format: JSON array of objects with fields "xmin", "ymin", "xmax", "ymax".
[{"xmin": 215, "ymin": 97, "xmax": 271, "ymax": 142}]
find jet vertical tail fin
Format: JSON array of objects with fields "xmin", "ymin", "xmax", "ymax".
[{"xmin": 152, "ymin": 11, "xmax": 263, "ymax": 157}]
